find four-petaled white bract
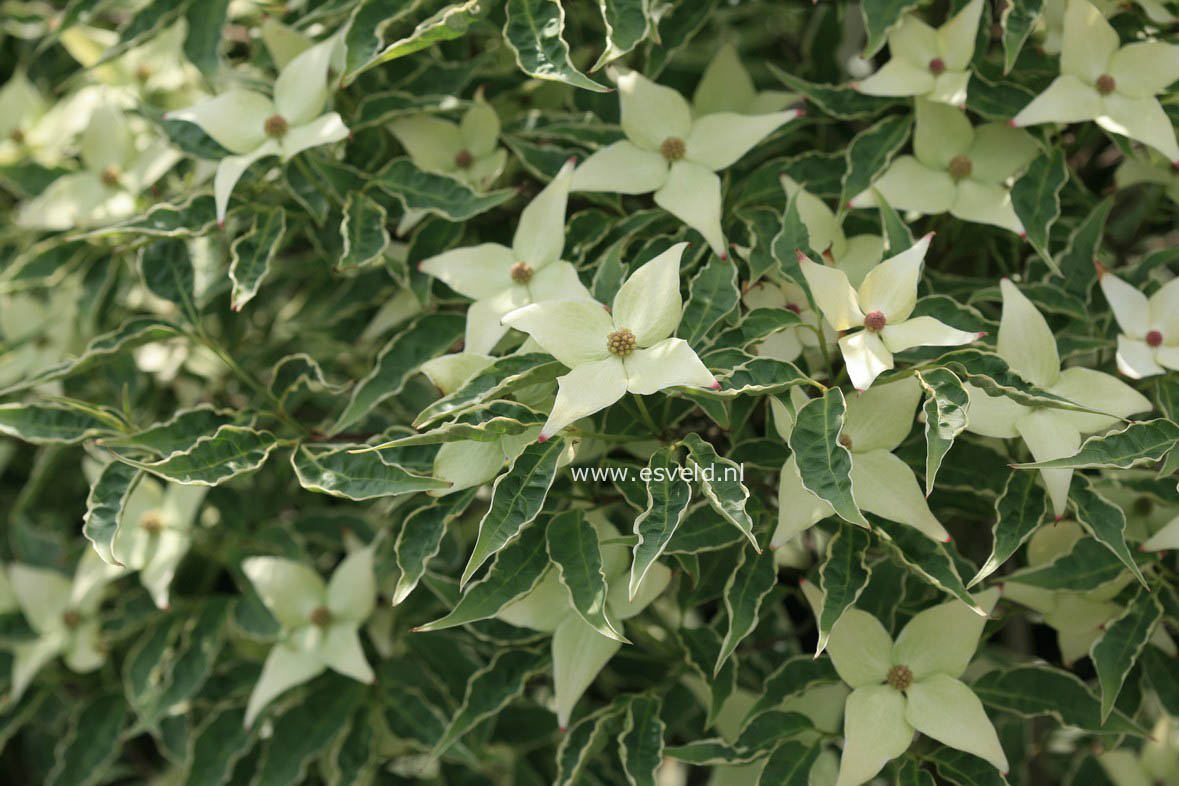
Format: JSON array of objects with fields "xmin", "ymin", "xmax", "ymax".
[
  {"xmin": 115, "ymin": 478, "xmax": 208, "ymax": 610},
  {"xmin": 165, "ymin": 36, "xmax": 349, "ymax": 225},
  {"xmin": 501, "ymin": 242, "xmax": 719, "ymax": 440},
  {"xmin": 419, "ymin": 159, "xmax": 591, "ymax": 355},
  {"xmin": 800, "ymin": 233, "xmax": 982, "ymax": 391},
  {"xmin": 964, "ymin": 279, "xmax": 1151, "ymax": 516},
  {"xmin": 570, "ymin": 69, "xmax": 801, "ymax": 257},
  {"xmin": 852, "ymin": 0, "xmax": 985, "ymax": 106},
  {"xmin": 802, "ymin": 580, "xmax": 1008, "ymax": 786},
  {"xmin": 1012, "ymin": 0, "xmax": 1179, "ymax": 162},
  {"xmin": 241, "ymin": 547, "xmax": 377, "ymax": 726},
  {"xmin": 773, "ymin": 378, "xmax": 951, "ymax": 545},
  {"xmin": 1096, "ymin": 263, "xmax": 1179, "ymax": 378},
  {"xmin": 494, "ymin": 515, "xmax": 669, "ymax": 729},
  {"xmin": 850, "ymin": 99, "xmax": 1038, "ymax": 235}
]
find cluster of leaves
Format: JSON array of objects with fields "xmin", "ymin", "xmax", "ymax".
[{"xmin": 2, "ymin": 1, "xmax": 1179, "ymax": 785}]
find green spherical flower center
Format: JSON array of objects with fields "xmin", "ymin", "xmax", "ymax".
[
  {"xmin": 310, "ymin": 606, "xmax": 332, "ymax": 627},
  {"xmin": 264, "ymin": 114, "xmax": 289, "ymax": 139},
  {"xmin": 10, "ymin": 128, "xmax": 25, "ymax": 144},
  {"xmin": 61, "ymin": 609, "xmax": 82, "ymax": 629},
  {"xmin": 454, "ymin": 149, "xmax": 474, "ymax": 169},
  {"xmin": 948, "ymin": 154, "xmax": 973, "ymax": 181},
  {"xmin": 660, "ymin": 136, "xmax": 685, "ymax": 162},
  {"xmin": 1096, "ymin": 74, "xmax": 1116, "ymax": 95},
  {"xmin": 887, "ymin": 664, "xmax": 913, "ymax": 691},
  {"xmin": 607, "ymin": 328, "xmax": 637, "ymax": 357}
]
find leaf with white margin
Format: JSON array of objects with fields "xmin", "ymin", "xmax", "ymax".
[
  {"xmin": 816, "ymin": 524, "xmax": 873, "ymax": 655},
  {"xmin": 788, "ymin": 387, "xmax": 868, "ymax": 527},
  {"xmin": 546, "ymin": 509, "xmax": 627, "ymax": 642},
  {"xmin": 630, "ymin": 447, "xmax": 692, "ymax": 599},
  {"xmin": 618, "ymin": 694, "xmax": 664, "ymax": 786},
  {"xmin": 716, "ymin": 544, "xmax": 777, "ymax": 675},
  {"xmin": 969, "ymin": 470, "xmax": 1049, "ymax": 587},
  {"xmin": 392, "ymin": 490, "xmax": 478, "ymax": 605},
  {"xmin": 503, "ymin": 0, "xmax": 609, "ymax": 92},
  {"xmin": 1011, "ymin": 147, "xmax": 1067, "ymax": 272},
  {"xmin": 555, "ymin": 699, "xmax": 628, "ymax": 786},
  {"xmin": 337, "ymin": 191, "xmax": 389, "ymax": 271},
  {"xmin": 291, "ymin": 444, "xmax": 449, "ymax": 500},
  {"xmin": 334, "ymin": 312, "xmax": 466, "ymax": 433},
  {"xmin": 916, "ymin": 367, "xmax": 970, "ymax": 495},
  {"xmin": 414, "ymin": 353, "xmax": 564, "ymax": 428},
  {"xmin": 461, "ymin": 438, "xmax": 565, "ymax": 586},
  {"xmin": 971, "ymin": 663, "xmax": 1148, "ymax": 735},
  {"xmin": 431, "ymin": 647, "xmax": 550, "ymax": 758},
  {"xmin": 1012, "ymin": 418, "xmax": 1179, "ymax": 470},
  {"xmin": 0, "ymin": 402, "xmax": 122, "ymax": 444},
  {"xmin": 872, "ymin": 516, "xmax": 982, "ymax": 612},
  {"xmin": 1070, "ymin": 474, "xmax": 1148, "ymax": 588},
  {"xmin": 679, "ymin": 433, "xmax": 758, "ymax": 549},
  {"xmin": 229, "ymin": 206, "xmax": 286, "ymax": 310},
  {"xmin": 82, "ymin": 462, "xmax": 143, "ymax": 566},
  {"xmin": 1090, "ymin": 584, "xmax": 1163, "ymax": 721},
  {"xmin": 116, "ymin": 425, "xmax": 279, "ymax": 486},
  {"xmin": 415, "ymin": 521, "xmax": 550, "ymax": 631},
  {"xmin": 371, "ymin": 158, "xmax": 515, "ymax": 220}
]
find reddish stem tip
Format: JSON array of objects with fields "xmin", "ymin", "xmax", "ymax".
[{"xmin": 537, "ymin": 434, "xmax": 549, "ymax": 443}]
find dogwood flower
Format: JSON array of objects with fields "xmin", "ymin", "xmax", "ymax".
[
  {"xmin": 420, "ymin": 160, "xmax": 590, "ymax": 354},
  {"xmin": 801, "ymin": 581, "xmax": 1007, "ymax": 786},
  {"xmin": 5, "ymin": 551, "xmax": 124, "ymax": 702},
  {"xmin": 1099, "ymin": 715, "xmax": 1179, "ymax": 786},
  {"xmin": 772, "ymin": 378, "xmax": 950, "ymax": 546},
  {"xmin": 1002, "ymin": 521, "xmax": 1176, "ymax": 663},
  {"xmin": 242, "ymin": 548, "xmax": 377, "ymax": 726},
  {"xmin": 113, "ymin": 478, "xmax": 207, "ymax": 609},
  {"xmin": 0, "ymin": 287, "xmax": 78, "ymax": 390},
  {"xmin": 799, "ymin": 234, "xmax": 982, "ymax": 390},
  {"xmin": 963, "ymin": 279, "xmax": 1152, "ymax": 516},
  {"xmin": 495, "ymin": 517, "xmax": 670, "ymax": 728},
  {"xmin": 1011, "ymin": 0, "xmax": 1179, "ymax": 163},
  {"xmin": 742, "ymin": 278, "xmax": 832, "ymax": 363},
  {"xmin": 16, "ymin": 104, "xmax": 181, "ymax": 230},
  {"xmin": 1115, "ymin": 149, "xmax": 1179, "ymax": 204},
  {"xmin": 502, "ymin": 242, "xmax": 719, "ymax": 440},
  {"xmin": 571, "ymin": 70, "xmax": 801, "ymax": 257},
  {"xmin": 1036, "ymin": 0, "xmax": 1177, "ymax": 54},
  {"xmin": 849, "ymin": 100, "xmax": 1038, "ymax": 234},
  {"xmin": 165, "ymin": 35, "xmax": 349, "ymax": 225},
  {"xmin": 692, "ymin": 42, "xmax": 797, "ymax": 115},
  {"xmin": 0, "ymin": 72, "xmax": 102, "ymax": 166},
  {"xmin": 60, "ymin": 22, "xmax": 201, "ymax": 106},
  {"xmin": 1095, "ymin": 263, "xmax": 1179, "ymax": 378},
  {"xmin": 390, "ymin": 94, "xmax": 507, "ymax": 191},
  {"xmin": 852, "ymin": 0, "xmax": 985, "ymax": 106},
  {"xmin": 781, "ymin": 175, "xmax": 883, "ymax": 287}
]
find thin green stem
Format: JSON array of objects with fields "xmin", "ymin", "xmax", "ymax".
[{"xmin": 631, "ymin": 394, "xmax": 661, "ymax": 437}]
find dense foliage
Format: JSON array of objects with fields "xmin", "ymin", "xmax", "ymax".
[{"xmin": 2, "ymin": 1, "xmax": 1179, "ymax": 785}]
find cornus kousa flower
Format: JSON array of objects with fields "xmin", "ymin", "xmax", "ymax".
[
  {"xmin": 850, "ymin": 99, "xmax": 1038, "ymax": 234},
  {"xmin": 801, "ymin": 582, "xmax": 1007, "ymax": 786},
  {"xmin": 781, "ymin": 175, "xmax": 883, "ymax": 287},
  {"xmin": 0, "ymin": 71, "xmax": 102, "ymax": 166},
  {"xmin": 1003, "ymin": 522, "xmax": 1177, "ymax": 664},
  {"xmin": 852, "ymin": 0, "xmax": 985, "ymax": 106},
  {"xmin": 390, "ymin": 93, "xmax": 507, "ymax": 191},
  {"xmin": 799, "ymin": 234, "xmax": 982, "ymax": 390},
  {"xmin": 1100, "ymin": 716, "xmax": 1179, "ymax": 786},
  {"xmin": 1011, "ymin": 0, "xmax": 1179, "ymax": 163},
  {"xmin": 493, "ymin": 517, "xmax": 670, "ymax": 728},
  {"xmin": 772, "ymin": 379, "xmax": 950, "ymax": 547},
  {"xmin": 111, "ymin": 477, "xmax": 207, "ymax": 609},
  {"xmin": 692, "ymin": 42, "xmax": 798, "ymax": 115},
  {"xmin": 963, "ymin": 280, "xmax": 1152, "ymax": 517},
  {"xmin": 419, "ymin": 160, "xmax": 590, "ymax": 355},
  {"xmin": 501, "ymin": 242, "xmax": 719, "ymax": 440},
  {"xmin": 16, "ymin": 104, "xmax": 181, "ymax": 231},
  {"xmin": 570, "ymin": 70, "xmax": 801, "ymax": 257},
  {"xmin": 742, "ymin": 278, "xmax": 832, "ymax": 364},
  {"xmin": 242, "ymin": 548, "xmax": 377, "ymax": 726},
  {"xmin": 5, "ymin": 551, "xmax": 124, "ymax": 702},
  {"xmin": 1095, "ymin": 263, "xmax": 1179, "ymax": 378},
  {"xmin": 165, "ymin": 36, "xmax": 348, "ymax": 226}
]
